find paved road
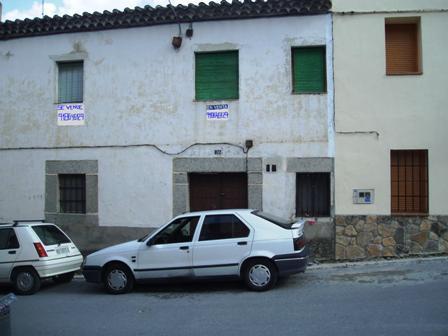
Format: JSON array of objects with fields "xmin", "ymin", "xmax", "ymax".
[{"xmin": 2, "ymin": 257, "xmax": 447, "ymax": 336}]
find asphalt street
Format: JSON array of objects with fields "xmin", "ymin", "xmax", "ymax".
[{"xmin": 1, "ymin": 257, "xmax": 447, "ymax": 336}]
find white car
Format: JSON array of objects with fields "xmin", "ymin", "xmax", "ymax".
[
  {"xmin": 0, "ymin": 220, "xmax": 83, "ymax": 295},
  {"xmin": 83, "ymin": 209, "xmax": 308, "ymax": 294}
]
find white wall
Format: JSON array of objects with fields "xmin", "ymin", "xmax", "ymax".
[
  {"xmin": 333, "ymin": 2, "xmax": 448, "ymax": 215},
  {"xmin": 0, "ymin": 15, "xmax": 334, "ymax": 225},
  {"xmin": 332, "ymin": 0, "xmax": 448, "ymax": 12}
]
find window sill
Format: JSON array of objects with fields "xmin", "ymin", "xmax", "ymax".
[
  {"xmin": 292, "ymin": 92, "xmax": 327, "ymax": 95},
  {"xmin": 391, "ymin": 213, "xmax": 428, "ymax": 217},
  {"xmin": 194, "ymin": 98, "xmax": 239, "ymax": 102},
  {"xmin": 386, "ymin": 72, "xmax": 423, "ymax": 76}
]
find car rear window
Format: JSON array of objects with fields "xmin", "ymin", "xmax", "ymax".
[
  {"xmin": 251, "ymin": 210, "xmax": 294, "ymax": 229},
  {"xmin": 32, "ymin": 225, "xmax": 71, "ymax": 245}
]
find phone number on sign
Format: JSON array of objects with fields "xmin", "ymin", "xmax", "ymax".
[{"xmin": 58, "ymin": 113, "xmax": 85, "ymax": 121}]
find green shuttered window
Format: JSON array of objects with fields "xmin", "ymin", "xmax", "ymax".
[
  {"xmin": 58, "ymin": 61, "xmax": 83, "ymax": 103},
  {"xmin": 195, "ymin": 51, "xmax": 238, "ymax": 100},
  {"xmin": 292, "ymin": 47, "xmax": 326, "ymax": 93}
]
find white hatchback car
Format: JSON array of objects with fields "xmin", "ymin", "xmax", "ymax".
[
  {"xmin": 83, "ymin": 209, "xmax": 308, "ymax": 293},
  {"xmin": 0, "ymin": 220, "xmax": 83, "ymax": 295}
]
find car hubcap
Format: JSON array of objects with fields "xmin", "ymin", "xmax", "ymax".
[
  {"xmin": 249, "ymin": 264, "xmax": 271, "ymax": 287},
  {"xmin": 107, "ymin": 269, "xmax": 127, "ymax": 290},
  {"xmin": 17, "ymin": 272, "xmax": 34, "ymax": 291}
]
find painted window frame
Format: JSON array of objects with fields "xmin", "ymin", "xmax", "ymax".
[
  {"xmin": 291, "ymin": 46, "xmax": 327, "ymax": 94},
  {"xmin": 385, "ymin": 17, "xmax": 422, "ymax": 76},
  {"xmin": 195, "ymin": 50, "xmax": 239, "ymax": 101},
  {"xmin": 57, "ymin": 61, "xmax": 84, "ymax": 103}
]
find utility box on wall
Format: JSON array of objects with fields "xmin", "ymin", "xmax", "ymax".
[{"xmin": 353, "ymin": 189, "xmax": 374, "ymax": 204}]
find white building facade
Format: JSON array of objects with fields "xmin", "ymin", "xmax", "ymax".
[
  {"xmin": 0, "ymin": 0, "xmax": 335, "ymax": 253},
  {"xmin": 333, "ymin": 0, "xmax": 448, "ymax": 259}
]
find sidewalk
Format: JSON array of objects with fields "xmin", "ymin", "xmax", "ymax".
[{"xmin": 308, "ymin": 254, "xmax": 448, "ymax": 270}]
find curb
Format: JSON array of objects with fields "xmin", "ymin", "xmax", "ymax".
[{"xmin": 307, "ymin": 255, "xmax": 448, "ymax": 271}]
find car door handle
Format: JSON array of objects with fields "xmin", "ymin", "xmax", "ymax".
[
  {"xmin": 237, "ymin": 241, "xmax": 247, "ymax": 246},
  {"xmin": 8, "ymin": 250, "xmax": 16, "ymax": 254},
  {"xmin": 179, "ymin": 246, "xmax": 189, "ymax": 250}
]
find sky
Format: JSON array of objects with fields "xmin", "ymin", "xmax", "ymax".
[{"xmin": 1, "ymin": 0, "xmax": 205, "ymax": 21}]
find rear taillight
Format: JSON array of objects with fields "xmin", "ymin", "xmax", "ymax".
[
  {"xmin": 293, "ymin": 235, "xmax": 306, "ymax": 251},
  {"xmin": 34, "ymin": 242, "xmax": 48, "ymax": 257}
]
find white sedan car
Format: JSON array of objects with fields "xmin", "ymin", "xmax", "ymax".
[{"xmin": 82, "ymin": 209, "xmax": 308, "ymax": 293}]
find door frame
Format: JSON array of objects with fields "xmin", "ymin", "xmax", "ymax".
[{"xmin": 172, "ymin": 157, "xmax": 263, "ymax": 216}]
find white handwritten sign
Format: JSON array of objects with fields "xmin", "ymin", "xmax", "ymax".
[
  {"xmin": 57, "ymin": 103, "xmax": 85, "ymax": 126},
  {"xmin": 206, "ymin": 104, "xmax": 229, "ymax": 121}
]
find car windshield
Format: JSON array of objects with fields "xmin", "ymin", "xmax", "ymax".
[
  {"xmin": 252, "ymin": 210, "xmax": 294, "ymax": 229},
  {"xmin": 32, "ymin": 225, "xmax": 71, "ymax": 245}
]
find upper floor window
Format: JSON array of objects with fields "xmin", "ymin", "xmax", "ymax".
[
  {"xmin": 385, "ymin": 18, "xmax": 421, "ymax": 75},
  {"xmin": 58, "ymin": 61, "xmax": 84, "ymax": 103},
  {"xmin": 292, "ymin": 46, "xmax": 326, "ymax": 94},
  {"xmin": 195, "ymin": 51, "xmax": 239, "ymax": 100}
]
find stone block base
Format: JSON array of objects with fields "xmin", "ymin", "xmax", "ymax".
[{"xmin": 335, "ymin": 215, "xmax": 448, "ymax": 260}]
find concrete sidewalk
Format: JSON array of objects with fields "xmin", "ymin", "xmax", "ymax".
[{"xmin": 308, "ymin": 255, "xmax": 448, "ymax": 270}]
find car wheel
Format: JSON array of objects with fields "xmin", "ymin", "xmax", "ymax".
[
  {"xmin": 53, "ymin": 271, "xmax": 75, "ymax": 284},
  {"xmin": 104, "ymin": 263, "xmax": 134, "ymax": 294},
  {"xmin": 243, "ymin": 259, "xmax": 278, "ymax": 291},
  {"xmin": 12, "ymin": 268, "xmax": 41, "ymax": 295}
]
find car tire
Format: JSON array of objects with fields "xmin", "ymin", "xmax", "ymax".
[
  {"xmin": 243, "ymin": 259, "xmax": 278, "ymax": 291},
  {"xmin": 53, "ymin": 271, "xmax": 75, "ymax": 284},
  {"xmin": 12, "ymin": 268, "xmax": 41, "ymax": 295},
  {"xmin": 104, "ymin": 263, "xmax": 134, "ymax": 294}
]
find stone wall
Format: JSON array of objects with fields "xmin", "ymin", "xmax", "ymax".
[
  {"xmin": 335, "ymin": 216, "xmax": 448, "ymax": 260},
  {"xmin": 304, "ymin": 218, "xmax": 335, "ymax": 261}
]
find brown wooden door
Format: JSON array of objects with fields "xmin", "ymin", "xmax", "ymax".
[{"xmin": 189, "ymin": 173, "xmax": 248, "ymax": 211}]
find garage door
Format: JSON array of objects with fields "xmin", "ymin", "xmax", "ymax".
[{"xmin": 189, "ymin": 173, "xmax": 248, "ymax": 211}]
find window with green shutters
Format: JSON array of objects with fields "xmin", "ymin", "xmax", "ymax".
[
  {"xmin": 58, "ymin": 61, "xmax": 83, "ymax": 103},
  {"xmin": 292, "ymin": 47, "xmax": 326, "ymax": 93},
  {"xmin": 195, "ymin": 51, "xmax": 239, "ymax": 100}
]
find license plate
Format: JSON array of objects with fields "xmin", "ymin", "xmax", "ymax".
[{"xmin": 56, "ymin": 246, "xmax": 70, "ymax": 255}]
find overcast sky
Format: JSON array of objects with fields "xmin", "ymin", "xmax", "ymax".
[{"xmin": 2, "ymin": 0, "xmax": 205, "ymax": 21}]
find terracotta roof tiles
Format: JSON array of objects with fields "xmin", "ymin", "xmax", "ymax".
[{"xmin": 0, "ymin": 0, "xmax": 331, "ymax": 40}]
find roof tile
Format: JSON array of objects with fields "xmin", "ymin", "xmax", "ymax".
[{"xmin": 0, "ymin": 0, "xmax": 331, "ymax": 40}]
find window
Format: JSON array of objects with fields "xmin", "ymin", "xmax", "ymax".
[
  {"xmin": 391, "ymin": 150, "xmax": 428, "ymax": 214},
  {"xmin": 58, "ymin": 61, "xmax": 83, "ymax": 103},
  {"xmin": 152, "ymin": 217, "xmax": 200, "ymax": 245},
  {"xmin": 32, "ymin": 225, "xmax": 71, "ymax": 246},
  {"xmin": 252, "ymin": 210, "xmax": 294, "ymax": 229},
  {"xmin": 59, "ymin": 174, "xmax": 86, "ymax": 214},
  {"xmin": 195, "ymin": 51, "xmax": 238, "ymax": 100},
  {"xmin": 385, "ymin": 18, "xmax": 421, "ymax": 75},
  {"xmin": 0, "ymin": 229, "xmax": 20, "ymax": 250},
  {"xmin": 292, "ymin": 46, "xmax": 326, "ymax": 93},
  {"xmin": 199, "ymin": 215, "xmax": 249, "ymax": 241},
  {"xmin": 296, "ymin": 173, "xmax": 330, "ymax": 217}
]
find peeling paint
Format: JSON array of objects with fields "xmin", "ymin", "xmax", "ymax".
[{"xmin": 0, "ymin": 15, "xmax": 334, "ymax": 226}]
